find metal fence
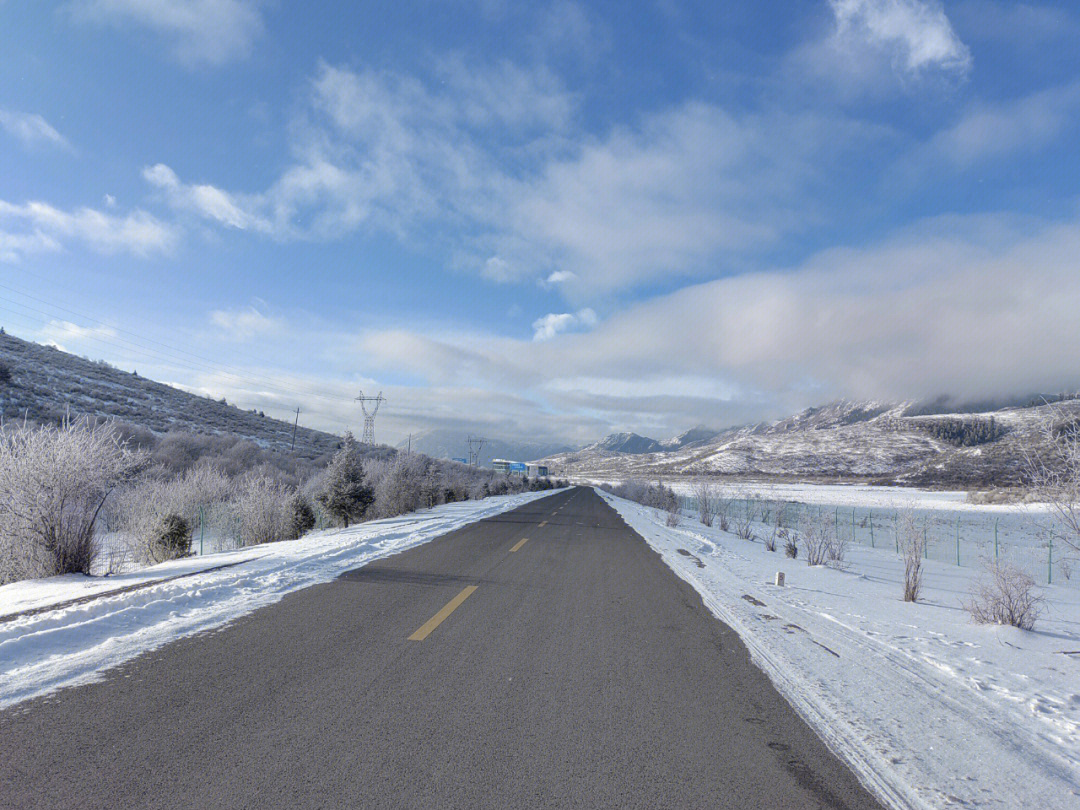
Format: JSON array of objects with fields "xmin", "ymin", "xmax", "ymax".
[
  {"xmin": 677, "ymin": 495, "xmax": 1071, "ymax": 586},
  {"xmin": 95, "ymin": 507, "xmax": 247, "ymax": 575}
]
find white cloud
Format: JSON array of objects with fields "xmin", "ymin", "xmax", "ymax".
[
  {"xmin": 210, "ymin": 305, "xmax": 281, "ymax": 341},
  {"xmin": 144, "ymin": 163, "xmax": 271, "ymax": 232},
  {"xmin": 0, "ymin": 109, "xmax": 71, "ymax": 151},
  {"xmin": 0, "ymin": 199, "xmax": 178, "ymax": 261},
  {"xmin": 544, "ymin": 270, "xmax": 576, "ymax": 285},
  {"xmin": 829, "ymin": 0, "xmax": 971, "ymax": 76},
  {"xmin": 925, "ymin": 83, "xmax": 1080, "ymax": 167},
  {"xmin": 67, "ymin": 0, "xmax": 264, "ymax": 66},
  {"xmin": 531, "ymin": 307, "xmax": 597, "ymax": 341},
  {"xmin": 39, "ymin": 320, "xmax": 119, "ymax": 352},
  {"xmin": 147, "ymin": 60, "xmax": 882, "ymax": 294},
  {"xmin": 791, "ymin": 0, "xmax": 971, "ymax": 97},
  {"xmin": 345, "ymin": 212, "xmax": 1080, "ymax": 438}
]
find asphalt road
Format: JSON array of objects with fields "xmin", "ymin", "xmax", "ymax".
[{"xmin": 0, "ymin": 487, "xmax": 885, "ymax": 809}]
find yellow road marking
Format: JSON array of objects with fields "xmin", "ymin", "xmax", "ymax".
[
  {"xmin": 510, "ymin": 537, "xmax": 529, "ymax": 553},
  {"xmin": 538, "ymin": 520, "xmax": 547, "ymax": 527},
  {"xmin": 408, "ymin": 586, "xmax": 478, "ymax": 641}
]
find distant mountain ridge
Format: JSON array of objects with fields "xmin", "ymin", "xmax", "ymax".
[
  {"xmin": 538, "ymin": 399, "xmax": 1075, "ymax": 487},
  {"xmin": 397, "ymin": 429, "xmax": 572, "ymax": 468}
]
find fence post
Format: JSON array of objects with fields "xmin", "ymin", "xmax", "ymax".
[
  {"xmin": 1049, "ymin": 537, "xmax": 1053, "ymax": 585},
  {"xmin": 869, "ymin": 509, "xmax": 874, "ymax": 548},
  {"xmin": 923, "ymin": 526, "xmax": 928, "ymax": 559},
  {"xmin": 956, "ymin": 515, "xmax": 961, "ymax": 566},
  {"xmin": 199, "ymin": 505, "xmax": 205, "ymax": 556},
  {"xmin": 895, "ymin": 511, "xmax": 899, "ymax": 554},
  {"xmin": 994, "ymin": 518, "xmax": 999, "ymax": 561},
  {"xmin": 852, "ymin": 508, "xmax": 857, "ymax": 544},
  {"xmin": 835, "ymin": 506, "xmax": 839, "ymax": 543}
]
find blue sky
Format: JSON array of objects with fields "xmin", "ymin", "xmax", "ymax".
[{"xmin": 2, "ymin": 0, "xmax": 1080, "ymax": 446}]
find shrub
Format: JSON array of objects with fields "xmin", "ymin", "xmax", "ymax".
[
  {"xmin": 149, "ymin": 513, "xmax": 192, "ymax": 562},
  {"xmin": 666, "ymin": 501, "xmax": 681, "ymax": 527},
  {"xmin": 288, "ymin": 493, "xmax": 316, "ymax": 539},
  {"xmin": 371, "ymin": 454, "xmax": 428, "ymax": 518},
  {"xmin": 731, "ymin": 496, "xmax": 754, "ymax": 540},
  {"xmin": 784, "ymin": 534, "xmax": 798, "ymax": 558},
  {"xmin": 897, "ymin": 512, "xmax": 925, "ymax": 602},
  {"xmin": 235, "ymin": 474, "xmax": 292, "ymax": 545},
  {"xmin": 692, "ymin": 479, "xmax": 717, "ymax": 527},
  {"xmin": 0, "ymin": 419, "xmax": 147, "ymax": 584},
  {"xmin": 801, "ymin": 512, "xmax": 831, "ymax": 566},
  {"xmin": 964, "ymin": 561, "xmax": 1044, "ymax": 630},
  {"xmin": 112, "ymin": 464, "xmax": 234, "ymax": 564}
]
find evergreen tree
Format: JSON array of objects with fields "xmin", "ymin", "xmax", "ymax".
[{"xmin": 316, "ymin": 431, "xmax": 373, "ymax": 527}]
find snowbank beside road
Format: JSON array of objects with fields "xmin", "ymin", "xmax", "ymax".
[
  {"xmin": 599, "ymin": 489, "xmax": 1080, "ymax": 810},
  {"xmin": 0, "ymin": 490, "xmax": 561, "ymax": 709}
]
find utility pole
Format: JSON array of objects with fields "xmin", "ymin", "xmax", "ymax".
[
  {"xmin": 290, "ymin": 407, "xmax": 300, "ymax": 451},
  {"xmin": 407, "ymin": 433, "xmax": 412, "ymax": 456}
]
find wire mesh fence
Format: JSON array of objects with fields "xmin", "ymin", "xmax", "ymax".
[{"xmin": 677, "ymin": 495, "xmax": 1072, "ymax": 586}]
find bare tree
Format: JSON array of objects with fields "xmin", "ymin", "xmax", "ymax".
[
  {"xmin": 731, "ymin": 492, "xmax": 755, "ymax": 540},
  {"xmin": 692, "ymin": 479, "xmax": 717, "ymax": 527},
  {"xmin": 964, "ymin": 559, "xmax": 1044, "ymax": 630},
  {"xmin": 1023, "ymin": 402, "xmax": 1080, "ymax": 555},
  {"xmin": 800, "ymin": 510, "xmax": 831, "ymax": 566},
  {"xmin": 897, "ymin": 511, "xmax": 925, "ymax": 602}
]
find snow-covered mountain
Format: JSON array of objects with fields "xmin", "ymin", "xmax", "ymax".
[{"xmin": 539, "ymin": 399, "xmax": 1075, "ymax": 487}]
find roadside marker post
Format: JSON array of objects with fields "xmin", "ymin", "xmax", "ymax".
[
  {"xmin": 1049, "ymin": 537, "xmax": 1053, "ymax": 585},
  {"xmin": 869, "ymin": 510, "xmax": 874, "ymax": 548},
  {"xmin": 956, "ymin": 515, "xmax": 961, "ymax": 566}
]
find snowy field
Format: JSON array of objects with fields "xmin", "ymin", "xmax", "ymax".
[
  {"xmin": 0, "ymin": 489, "xmax": 562, "ymax": 709},
  {"xmin": 598, "ymin": 488, "xmax": 1080, "ymax": 810}
]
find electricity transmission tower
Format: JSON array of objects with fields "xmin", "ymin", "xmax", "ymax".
[
  {"xmin": 467, "ymin": 435, "xmax": 485, "ymax": 467},
  {"xmin": 356, "ymin": 391, "xmax": 384, "ymax": 446}
]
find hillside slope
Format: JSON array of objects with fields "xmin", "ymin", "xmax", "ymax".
[{"xmin": 0, "ymin": 332, "xmax": 341, "ymax": 460}]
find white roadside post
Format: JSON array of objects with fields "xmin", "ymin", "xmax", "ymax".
[{"xmin": 775, "ymin": 571, "xmax": 785, "ymax": 587}]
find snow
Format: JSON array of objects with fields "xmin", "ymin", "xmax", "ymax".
[
  {"xmin": 0, "ymin": 489, "xmax": 562, "ymax": 709},
  {"xmin": 599, "ymin": 488, "xmax": 1080, "ymax": 810}
]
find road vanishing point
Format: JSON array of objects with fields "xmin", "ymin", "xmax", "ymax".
[{"xmin": 0, "ymin": 487, "xmax": 884, "ymax": 809}]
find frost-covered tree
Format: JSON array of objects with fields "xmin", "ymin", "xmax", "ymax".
[
  {"xmin": 1024, "ymin": 403, "xmax": 1080, "ymax": 555},
  {"xmin": 316, "ymin": 432, "xmax": 373, "ymax": 527},
  {"xmin": 0, "ymin": 419, "xmax": 147, "ymax": 583},
  {"xmin": 235, "ymin": 474, "xmax": 292, "ymax": 545}
]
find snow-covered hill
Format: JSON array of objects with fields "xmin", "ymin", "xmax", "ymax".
[
  {"xmin": 540, "ymin": 399, "xmax": 1076, "ymax": 487},
  {"xmin": 0, "ymin": 331, "xmax": 342, "ymax": 460}
]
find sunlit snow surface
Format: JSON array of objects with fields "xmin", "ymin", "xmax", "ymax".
[{"xmin": 600, "ymin": 489, "xmax": 1080, "ymax": 810}]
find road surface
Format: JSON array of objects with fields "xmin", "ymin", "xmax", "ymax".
[{"xmin": 0, "ymin": 487, "xmax": 884, "ymax": 809}]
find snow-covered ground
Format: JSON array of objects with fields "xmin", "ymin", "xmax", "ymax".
[
  {"xmin": 0, "ymin": 489, "xmax": 562, "ymax": 709},
  {"xmin": 599, "ymin": 488, "xmax": 1080, "ymax": 810}
]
